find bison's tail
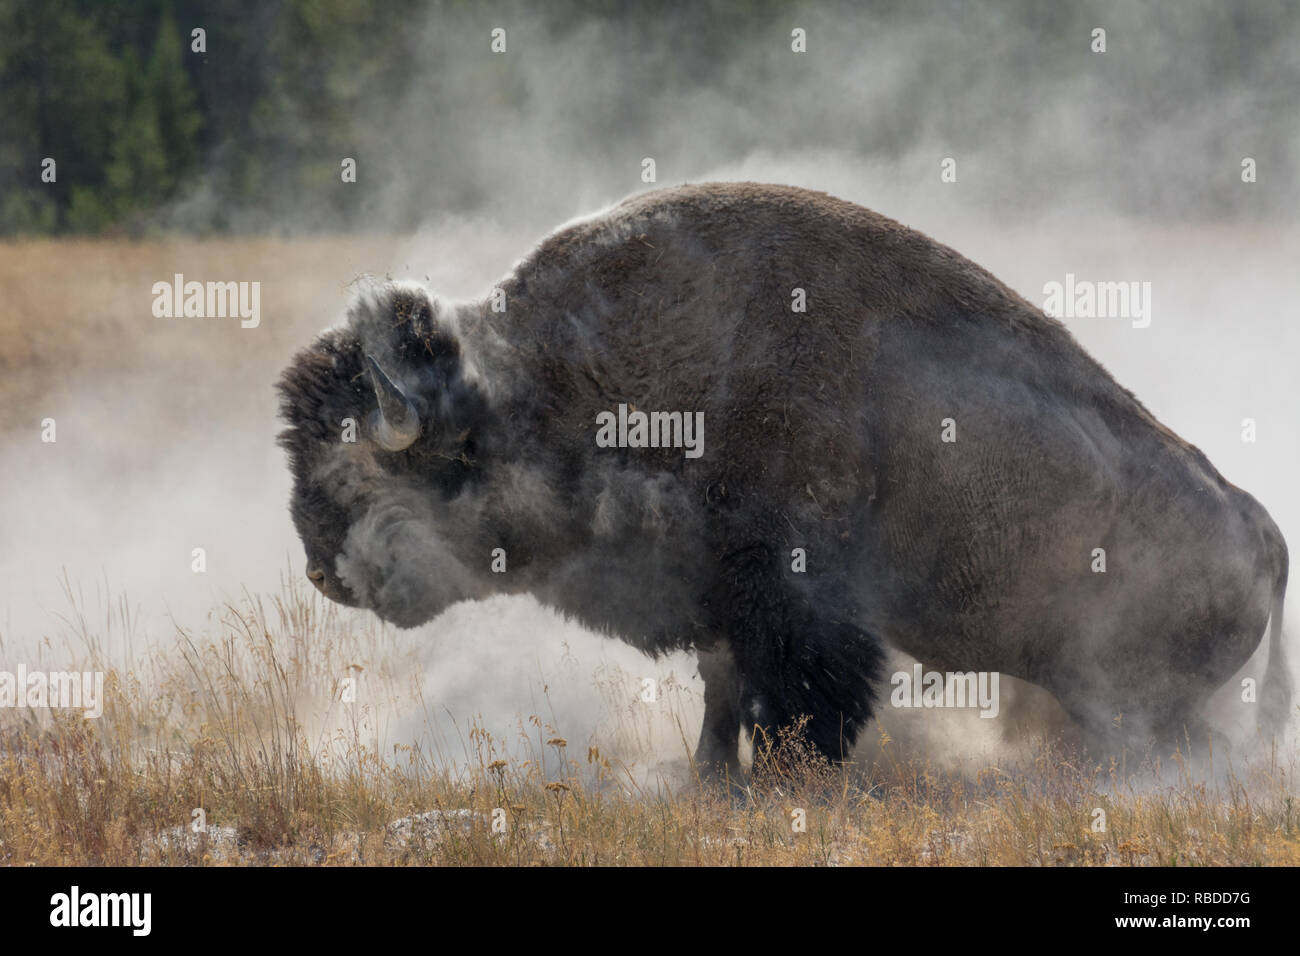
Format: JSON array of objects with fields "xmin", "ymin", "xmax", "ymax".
[{"xmin": 1260, "ymin": 538, "xmax": 1292, "ymax": 739}]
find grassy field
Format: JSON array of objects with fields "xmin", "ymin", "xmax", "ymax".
[
  {"xmin": 1, "ymin": 573, "xmax": 1298, "ymax": 866},
  {"xmin": 2, "ymin": 235, "xmax": 1298, "ymax": 866}
]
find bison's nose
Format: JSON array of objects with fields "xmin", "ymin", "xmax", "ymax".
[{"xmin": 306, "ymin": 566, "xmax": 326, "ymax": 590}]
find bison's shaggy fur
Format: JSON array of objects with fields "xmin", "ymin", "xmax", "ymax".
[{"xmin": 279, "ymin": 183, "xmax": 1290, "ymax": 773}]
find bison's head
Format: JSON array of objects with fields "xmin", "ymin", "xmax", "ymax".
[{"xmin": 276, "ymin": 280, "xmax": 489, "ymax": 627}]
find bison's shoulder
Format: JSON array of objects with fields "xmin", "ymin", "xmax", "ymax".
[{"xmin": 506, "ymin": 183, "xmax": 1056, "ymax": 333}]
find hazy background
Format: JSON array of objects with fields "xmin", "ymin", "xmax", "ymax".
[{"xmin": 1, "ymin": 0, "xmax": 1297, "ymax": 777}]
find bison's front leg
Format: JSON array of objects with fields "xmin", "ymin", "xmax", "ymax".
[
  {"xmin": 694, "ymin": 640, "xmax": 743, "ymax": 780},
  {"xmin": 718, "ymin": 544, "xmax": 884, "ymax": 766}
]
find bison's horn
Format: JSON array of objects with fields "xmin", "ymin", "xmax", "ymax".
[{"xmin": 365, "ymin": 354, "xmax": 421, "ymax": 451}]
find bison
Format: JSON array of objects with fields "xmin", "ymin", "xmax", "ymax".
[{"xmin": 277, "ymin": 182, "xmax": 1290, "ymax": 776}]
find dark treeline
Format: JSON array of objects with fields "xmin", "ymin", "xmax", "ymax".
[
  {"xmin": 1, "ymin": 0, "xmax": 1296, "ymax": 236},
  {"xmin": 2, "ymin": 0, "xmax": 429, "ymax": 234}
]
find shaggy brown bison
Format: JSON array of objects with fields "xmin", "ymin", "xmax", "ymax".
[{"xmin": 277, "ymin": 182, "xmax": 1289, "ymax": 775}]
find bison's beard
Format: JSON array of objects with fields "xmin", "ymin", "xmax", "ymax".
[{"xmin": 335, "ymin": 496, "xmax": 479, "ymax": 628}]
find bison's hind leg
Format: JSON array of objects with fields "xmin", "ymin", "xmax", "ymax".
[{"xmin": 1052, "ymin": 679, "xmax": 1231, "ymax": 767}]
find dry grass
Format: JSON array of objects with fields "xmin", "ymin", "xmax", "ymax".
[{"xmin": 1, "ymin": 575, "xmax": 1297, "ymax": 867}]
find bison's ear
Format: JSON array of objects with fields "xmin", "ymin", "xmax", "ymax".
[{"xmin": 365, "ymin": 354, "xmax": 421, "ymax": 452}]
